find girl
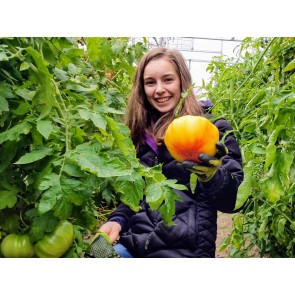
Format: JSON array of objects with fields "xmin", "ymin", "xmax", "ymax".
[{"xmin": 97, "ymin": 47, "xmax": 244, "ymax": 258}]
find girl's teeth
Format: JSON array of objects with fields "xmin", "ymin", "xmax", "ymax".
[{"xmin": 157, "ymin": 97, "xmax": 170, "ymax": 103}]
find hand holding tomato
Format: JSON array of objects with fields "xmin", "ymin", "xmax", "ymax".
[{"xmin": 182, "ymin": 142, "xmax": 228, "ymax": 182}]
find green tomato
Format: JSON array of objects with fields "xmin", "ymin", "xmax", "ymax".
[
  {"xmin": 34, "ymin": 220, "xmax": 74, "ymax": 258},
  {"xmin": 1, "ymin": 233, "xmax": 35, "ymax": 258}
]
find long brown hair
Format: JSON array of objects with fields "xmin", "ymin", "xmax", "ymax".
[{"xmin": 124, "ymin": 47, "xmax": 203, "ymax": 150}]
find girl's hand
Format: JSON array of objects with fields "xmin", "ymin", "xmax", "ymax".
[
  {"xmin": 98, "ymin": 221, "xmax": 122, "ymax": 243},
  {"xmin": 182, "ymin": 142, "xmax": 228, "ymax": 182}
]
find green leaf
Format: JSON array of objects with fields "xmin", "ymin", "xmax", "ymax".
[
  {"xmin": 68, "ymin": 63, "xmax": 78, "ymax": 75},
  {"xmin": 235, "ymin": 160, "xmax": 254, "ymax": 210},
  {"xmin": 20, "ymin": 61, "xmax": 30, "ymax": 71},
  {"xmin": 0, "ymin": 141, "xmax": 18, "ymax": 173},
  {"xmin": 159, "ymin": 187, "xmax": 180, "ymax": 226},
  {"xmin": 70, "ymin": 143, "xmax": 132, "ymax": 177},
  {"xmin": 0, "ymin": 212, "xmax": 19, "ymax": 234},
  {"xmin": 0, "ymin": 97, "xmax": 9, "ymax": 114},
  {"xmin": 61, "ymin": 177, "xmax": 86, "ymax": 206},
  {"xmin": 78, "ymin": 109, "xmax": 107, "ymax": 130},
  {"xmin": 66, "ymin": 83, "xmax": 97, "ymax": 92},
  {"xmin": 0, "ymin": 121, "xmax": 31, "ymax": 144},
  {"xmin": 15, "ymin": 146, "xmax": 53, "ymax": 164},
  {"xmin": 0, "ymin": 51, "xmax": 8, "ymax": 61},
  {"xmin": 283, "ymin": 59, "xmax": 295, "ymax": 72},
  {"xmin": 62, "ymin": 162, "xmax": 85, "ymax": 177},
  {"xmin": 114, "ymin": 173, "xmax": 145, "ymax": 211},
  {"xmin": 0, "ymin": 190, "xmax": 17, "ymax": 209},
  {"xmin": 37, "ymin": 120, "xmax": 53, "ymax": 139},
  {"xmin": 15, "ymin": 88, "xmax": 36, "ymax": 101},
  {"xmin": 162, "ymin": 179, "xmax": 187, "ymax": 191},
  {"xmin": 277, "ymin": 217, "xmax": 286, "ymax": 237},
  {"xmin": 38, "ymin": 185, "xmax": 62, "ymax": 215},
  {"xmin": 12, "ymin": 102, "xmax": 31, "ymax": 115},
  {"xmin": 264, "ymin": 125, "xmax": 285, "ymax": 169},
  {"xmin": 262, "ymin": 175, "xmax": 284, "ymax": 203},
  {"xmin": 26, "ymin": 46, "xmax": 50, "ymax": 75},
  {"xmin": 29, "ymin": 214, "xmax": 58, "ymax": 243},
  {"xmin": 277, "ymin": 151, "xmax": 293, "ymax": 189},
  {"xmin": 0, "ymin": 81, "xmax": 14, "ymax": 100},
  {"xmin": 26, "ymin": 47, "xmax": 55, "ymax": 109},
  {"xmin": 53, "ymin": 67, "xmax": 69, "ymax": 81},
  {"xmin": 37, "ymin": 173, "xmax": 62, "ymax": 214},
  {"xmin": 145, "ymin": 181, "xmax": 164, "ymax": 211},
  {"xmin": 190, "ymin": 173, "xmax": 198, "ymax": 193},
  {"xmin": 94, "ymin": 104, "xmax": 125, "ymax": 115},
  {"xmin": 54, "ymin": 198, "xmax": 73, "ymax": 220},
  {"xmin": 75, "ymin": 210, "xmax": 98, "ymax": 232},
  {"xmin": 37, "ymin": 173, "xmax": 60, "ymax": 191},
  {"xmin": 105, "ymin": 116, "xmax": 139, "ymax": 167}
]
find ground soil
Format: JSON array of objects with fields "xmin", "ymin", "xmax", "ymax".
[
  {"xmin": 216, "ymin": 213, "xmax": 233, "ymax": 257},
  {"xmin": 216, "ymin": 213, "xmax": 262, "ymax": 258}
]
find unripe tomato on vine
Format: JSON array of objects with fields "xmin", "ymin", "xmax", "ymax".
[
  {"xmin": 1, "ymin": 233, "xmax": 35, "ymax": 258},
  {"xmin": 34, "ymin": 220, "xmax": 74, "ymax": 258},
  {"xmin": 164, "ymin": 115, "xmax": 219, "ymax": 163}
]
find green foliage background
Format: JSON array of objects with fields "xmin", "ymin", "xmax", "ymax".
[
  {"xmin": 0, "ymin": 37, "xmax": 186, "ymax": 257},
  {"xmin": 201, "ymin": 37, "xmax": 295, "ymax": 257}
]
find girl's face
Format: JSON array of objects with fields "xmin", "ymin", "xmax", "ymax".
[{"xmin": 143, "ymin": 58, "xmax": 181, "ymax": 114}]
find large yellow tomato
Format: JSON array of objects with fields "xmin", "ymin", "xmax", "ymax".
[{"xmin": 164, "ymin": 115, "xmax": 219, "ymax": 163}]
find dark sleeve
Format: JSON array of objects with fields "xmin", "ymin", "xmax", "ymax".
[{"xmin": 199, "ymin": 118, "xmax": 244, "ymax": 213}]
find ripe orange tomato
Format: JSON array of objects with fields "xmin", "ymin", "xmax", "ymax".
[{"xmin": 164, "ymin": 115, "xmax": 219, "ymax": 163}]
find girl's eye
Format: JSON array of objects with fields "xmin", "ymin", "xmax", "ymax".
[
  {"xmin": 165, "ymin": 78, "xmax": 173, "ymax": 82},
  {"xmin": 145, "ymin": 80, "xmax": 154, "ymax": 85}
]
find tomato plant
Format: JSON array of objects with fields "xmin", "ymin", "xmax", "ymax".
[
  {"xmin": 164, "ymin": 115, "xmax": 219, "ymax": 163},
  {"xmin": 1, "ymin": 233, "xmax": 35, "ymax": 258},
  {"xmin": 0, "ymin": 37, "xmax": 187, "ymax": 256},
  {"xmin": 201, "ymin": 37, "xmax": 295, "ymax": 257}
]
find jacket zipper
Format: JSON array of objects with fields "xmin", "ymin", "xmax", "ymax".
[{"xmin": 154, "ymin": 155, "xmax": 158, "ymax": 165}]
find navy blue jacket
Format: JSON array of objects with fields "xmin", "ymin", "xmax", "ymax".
[{"xmin": 108, "ymin": 117, "xmax": 244, "ymax": 258}]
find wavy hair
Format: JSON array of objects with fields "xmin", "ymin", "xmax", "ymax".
[{"xmin": 124, "ymin": 47, "xmax": 203, "ymax": 149}]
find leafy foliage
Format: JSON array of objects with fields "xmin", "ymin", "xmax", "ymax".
[
  {"xmin": 0, "ymin": 37, "xmax": 186, "ymax": 257},
  {"xmin": 201, "ymin": 37, "xmax": 295, "ymax": 257}
]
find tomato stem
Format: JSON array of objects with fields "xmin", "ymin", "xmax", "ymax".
[
  {"xmin": 174, "ymin": 84, "xmax": 195, "ymax": 118},
  {"xmin": 234, "ymin": 37, "xmax": 276, "ymax": 95},
  {"xmin": 19, "ymin": 208, "xmax": 29, "ymax": 229}
]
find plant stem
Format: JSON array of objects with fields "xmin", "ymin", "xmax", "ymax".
[
  {"xmin": 255, "ymin": 195, "xmax": 295, "ymax": 227},
  {"xmin": 174, "ymin": 84, "xmax": 195, "ymax": 118},
  {"xmin": 234, "ymin": 37, "xmax": 277, "ymax": 95},
  {"xmin": 52, "ymin": 80, "xmax": 71, "ymax": 151}
]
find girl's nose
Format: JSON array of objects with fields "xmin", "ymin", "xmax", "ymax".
[{"xmin": 155, "ymin": 82, "xmax": 165, "ymax": 94}]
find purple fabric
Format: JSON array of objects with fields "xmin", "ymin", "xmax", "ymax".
[{"xmin": 144, "ymin": 134, "xmax": 158, "ymax": 155}]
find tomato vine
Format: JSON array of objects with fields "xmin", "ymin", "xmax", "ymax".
[
  {"xmin": 0, "ymin": 37, "xmax": 186, "ymax": 257},
  {"xmin": 201, "ymin": 37, "xmax": 295, "ymax": 257}
]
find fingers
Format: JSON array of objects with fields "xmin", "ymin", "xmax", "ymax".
[
  {"xmin": 182, "ymin": 160, "xmax": 199, "ymax": 170},
  {"xmin": 99, "ymin": 221, "xmax": 121, "ymax": 243},
  {"xmin": 198, "ymin": 153, "xmax": 215, "ymax": 165},
  {"xmin": 215, "ymin": 141, "xmax": 228, "ymax": 158},
  {"xmin": 108, "ymin": 232, "xmax": 120, "ymax": 244},
  {"xmin": 198, "ymin": 154, "xmax": 221, "ymax": 167}
]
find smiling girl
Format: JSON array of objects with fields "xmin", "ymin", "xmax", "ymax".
[{"xmin": 97, "ymin": 47, "xmax": 244, "ymax": 258}]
